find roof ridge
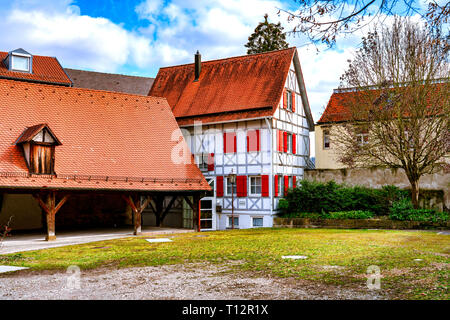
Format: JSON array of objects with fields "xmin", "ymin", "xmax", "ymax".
[
  {"xmin": 64, "ymin": 68, "xmax": 154, "ymax": 80},
  {"xmin": 159, "ymin": 47, "xmax": 297, "ymax": 70},
  {"xmin": 0, "ymin": 78, "xmax": 165, "ymax": 101}
]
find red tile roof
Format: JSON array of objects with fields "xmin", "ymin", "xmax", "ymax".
[
  {"xmin": 318, "ymin": 84, "xmax": 448, "ymax": 124},
  {"xmin": 317, "ymin": 90, "xmax": 354, "ymax": 124},
  {"xmin": 0, "ymin": 51, "xmax": 72, "ymax": 86},
  {"xmin": 15, "ymin": 123, "xmax": 62, "ymax": 145},
  {"xmin": 149, "ymin": 48, "xmax": 296, "ymax": 121},
  {"xmin": 0, "ymin": 79, "xmax": 209, "ymax": 192}
]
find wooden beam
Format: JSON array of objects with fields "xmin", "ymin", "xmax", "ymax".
[
  {"xmin": 160, "ymin": 196, "xmax": 177, "ymax": 223},
  {"xmin": 33, "ymin": 192, "xmax": 69, "ymax": 241}
]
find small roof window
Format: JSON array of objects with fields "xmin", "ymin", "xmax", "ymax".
[
  {"xmin": 15, "ymin": 124, "xmax": 61, "ymax": 175},
  {"xmin": 4, "ymin": 48, "xmax": 33, "ymax": 73}
]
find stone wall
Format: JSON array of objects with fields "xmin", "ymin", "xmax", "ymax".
[{"xmin": 305, "ymin": 167, "xmax": 449, "ymax": 211}]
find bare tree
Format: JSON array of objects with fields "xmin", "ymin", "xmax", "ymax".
[
  {"xmin": 280, "ymin": 0, "xmax": 449, "ymax": 47},
  {"xmin": 333, "ymin": 17, "xmax": 449, "ymax": 208}
]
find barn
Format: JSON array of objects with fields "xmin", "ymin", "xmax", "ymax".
[{"xmin": 0, "ymin": 49, "xmax": 210, "ymax": 240}]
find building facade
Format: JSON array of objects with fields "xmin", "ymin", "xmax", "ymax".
[{"xmin": 149, "ymin": 48, "xmax": 315, "ymax": 230}]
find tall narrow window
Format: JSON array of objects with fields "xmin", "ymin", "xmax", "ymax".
[
  {"xmin": 323, "ymin": 129, "xmax": 330, "ymax": 149},
  {"xmin": 286, "ymin": 90, "xmax": 293, "ymax": 111}
]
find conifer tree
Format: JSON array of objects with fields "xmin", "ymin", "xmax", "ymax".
[{"xmin": 245, "ymin": 14, "xmax": 289, "ymax": 54}]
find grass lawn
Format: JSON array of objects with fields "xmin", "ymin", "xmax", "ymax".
[{"xmin": 1, "ymin": 228, "xmax": 448, "ymax": 300}]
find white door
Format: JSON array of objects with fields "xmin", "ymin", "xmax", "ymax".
[{"xmin": 200, "ymin": 177, "xmax": 216, "ymax": 231}]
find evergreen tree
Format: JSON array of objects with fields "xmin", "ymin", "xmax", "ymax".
[{"xmin": 245, "ymin": 14, "xmax": 289, "ymax": 54}]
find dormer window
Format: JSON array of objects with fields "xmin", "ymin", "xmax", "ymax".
[
  {"xmin": 15, "ymin": 124, "xmax": 61, "ymax": 175},
  {"xmin": 4, "ymin": 48, "xmax": 32, "ymax": 73}
]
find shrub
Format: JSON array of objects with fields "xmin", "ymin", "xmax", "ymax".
[
  {"xmin": 279, "ymin": 180, "xmax": 406, "ymax": 216},
  {"xmin": 389, "ymin": 198, "xmax": 449, "ymax": 222}
]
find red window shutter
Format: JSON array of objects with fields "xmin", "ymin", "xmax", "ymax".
[
  {"xmin": 293, "ymin": 176, "xmax": 297, "ymax": 188},
  {"xmin": 292, "ymin": 134, "xmax": 296, "ymax": 154},
  {"xmin": 223, "ymin": 133, "xmax": 227, "ymax": 153},
  {"xmin": 284, "ymin": 176, "xmax": 289, "ymax": 196},
  {"xmin": 292, "ymin": 92, "xmax": 296, "ymax": 112},
  {"xmin": 247, "ymin": 130, "xmax": 261, "ymax": 152},
  {"xmin": 224, "ymin": 132, "xmax": 236, "ymax": 153},
  {"xmin": 233, "ymin": 133, "xmax": 237, "ymax": 153},
  {"xmin": 278, "ymin": 130, "xmax": 283, "ymax": 152},
  {"xmin": 207, "ymin": 153, "xmax": 215, "ymax": 171},
  {"xmin": 236, "ymin": 176, "xmax": 247, "ymax": 197},
  {"xmin": 236, "ymin": 176, "xmax": 242, "ymax": 197},
  {"xmin": 262, "ymin": 175, "xmax": 269, "ymax": 197},
  {"xmin": 274, "ymin": 175, "xmax": 279, "ymax": 197},
  {"xmin": 256, "ymin": 129, "xmax": 260, "ymax": 151},
  {"xmin": 283, "ymin": 132, "xmax": 288, "ymax": 153},
  {"xmin": 216, "ymin": 176, "xmax": 224, "ymax": 197},
  {"xmin": 283, "ymin": 89, "xmax": 287, "ymax": 109}
]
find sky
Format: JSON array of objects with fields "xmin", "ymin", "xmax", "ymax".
[{"xmin": 0, "ymin": 0, "xmax": 430, "ymax": 157}]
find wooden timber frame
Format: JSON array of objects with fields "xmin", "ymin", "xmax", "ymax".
[{"xmin": 1, "ymin": 188, "xmax": 205, "ymax": 241}]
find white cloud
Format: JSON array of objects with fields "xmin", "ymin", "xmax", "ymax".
[
  {"xmin": 0, "ymin": 2, "xmax": 153, "ymax": 72},
  {"xmin": 1, "ymin": 0, "xmax": 414, "ymax": 157}
]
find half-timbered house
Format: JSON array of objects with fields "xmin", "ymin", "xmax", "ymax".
[{"xmin": 149, "ymin": 48, "xmax": 314, "ymax": 230}]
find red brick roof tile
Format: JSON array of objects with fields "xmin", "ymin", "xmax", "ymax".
[
  {"xmin": 0, "ymin": 79, "xmax": 209, "ymax": 192},
  {"xmin": 149, "ymin": 48, "xmax": 296, "ymax": 120},
  {"xmin": 0, "ymin": 51, "xmax": 72, "ymax": 86}
]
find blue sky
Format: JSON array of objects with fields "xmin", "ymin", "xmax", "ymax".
[{"xmin": 0, "ymin": 0, "xmax": 430, "ymax": 156}]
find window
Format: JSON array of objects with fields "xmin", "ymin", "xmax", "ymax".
[
  {"xmin": 286, "ymin": 90, "xmax": 293, "ymax": 111},
  {"xmin": 226, "ymin": 177, "xmax": 237, "ymax": 195},
  {"xmin": 30, "ymin": 144, "xmax": 54, "ymax": 174},
  {"xmin": 224, "ymin": 132, "xmax": 236, "ymax": 153},
  {"xmin": 355, "ymin": 127, "xmax": 369, "ymax": 146},
  {"xmin": 404, "ymin": 130, "xmax": 414, "ymax": 150},
  {"xmin": 15, "ymin": 124, "xmax": 61, "ymax": 175},
  {"xmin": 228, "ymin": 216, "xmax": 239, "ymax": 227},
  {"xmin": 249, "ymin": 176, "xmax": 262, "ymax": 196},
  {"xmin": 11, "ymin": 55, "xmax": 31, "ymax": 72},
  {"xmin": 278, "ymin": 176, "xmax": 283, "ymax": 196},
  {"xmin": 252, "ymin": 217, "xmax": 263, "ymax": 227},
  {"xmin": 356, "ymin": 133, "xmax": 369, "ymax": 146},
  {"xmin": 195, "ymin": 153, "xmax": 208, "ymax": 171},
  {"xmin": 323, "ymin": 129, "xmax": 330, "ymax": 149},
  {"xmin": 286, "ymin": 133, "xmax": 293, "ymax": 153}
]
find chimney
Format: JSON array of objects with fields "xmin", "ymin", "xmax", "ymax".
[{"xmin": 194, "ymin": 50, "xmax": 201, "ymax": 81}]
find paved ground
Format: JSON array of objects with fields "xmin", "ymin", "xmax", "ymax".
[
  {"xmin": 0, "ymin": 262, "xmax": 384, "ymax": 300},
  {"xmin": 0, "ymin": 227, "xmax": 193, "ymax": 254}
]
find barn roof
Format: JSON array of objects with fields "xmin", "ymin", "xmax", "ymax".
[
  {"xmin": 0, "ymin": 51, "xmax": 72, "ymax": 86},
  {"xmin": 0, "ymin": 79, "xmax": 209, "ymax": 192},
  {"xmin": 65, "ymin": 68, "xmax": 154, "ymax": 95},
  {"xmin": 149, "ymin": 48, "xmax": 314, "ymax": 128}
]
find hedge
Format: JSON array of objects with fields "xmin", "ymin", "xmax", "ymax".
[{"xmin": 278, "ymin": 180, "xmax": 407, "ymax": 217}]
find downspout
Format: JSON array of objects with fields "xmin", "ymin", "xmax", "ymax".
[{"xmin": 264, "ymin": 117, "xmax": 273, "ymax": 217}]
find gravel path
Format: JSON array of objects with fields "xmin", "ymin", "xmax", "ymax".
[{"xmin": 0, "ymin": 262, "xmax": 384, "ymax": 300}]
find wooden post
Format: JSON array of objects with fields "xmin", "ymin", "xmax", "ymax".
[
  {"xmin": 122, "ymin": 195, "xmax": 150, "ymax": 235},
  {"xmin": 193, "ymin": 194, "xmax": 201, "ymax": 232},
  {"xmin": 34, "ymin": 192, "xmax": 69, "ymax": 241}
]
